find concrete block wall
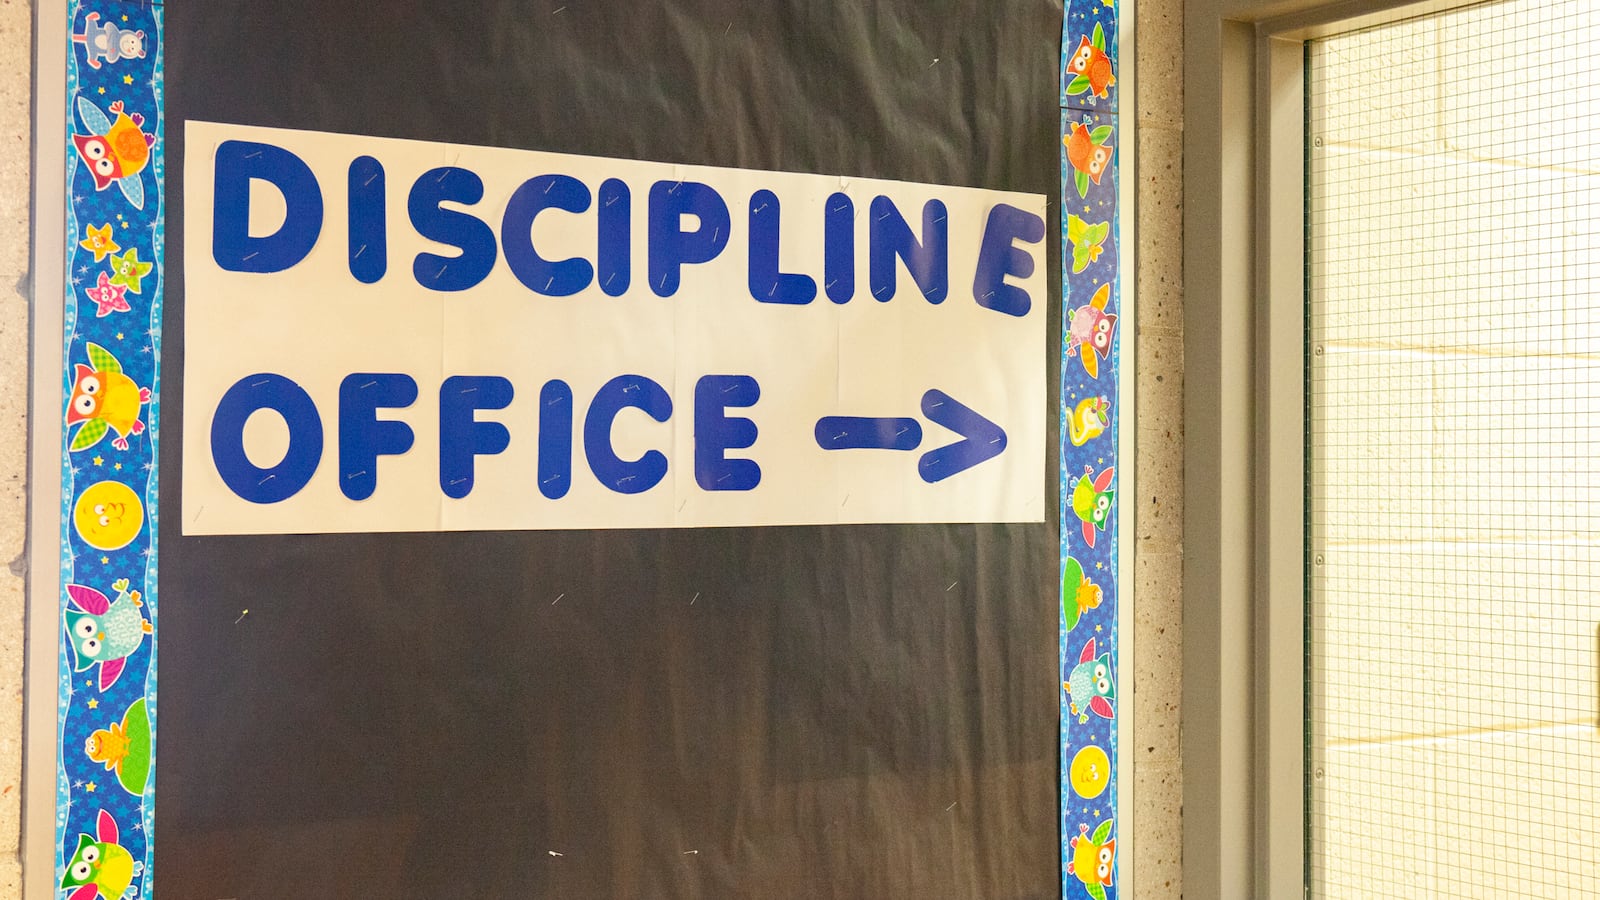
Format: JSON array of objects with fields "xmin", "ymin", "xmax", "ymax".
[
  {"xmin": 1307, "ymin": 2, "xmax": 1600, "ymax": 896},
  {"xmin": 1, "ymin": 0, "xmax": 33, "ymax": 893},
  {"xmin": 1132, "ymin": 0, "xmax": 1186, "ymax": 893}
]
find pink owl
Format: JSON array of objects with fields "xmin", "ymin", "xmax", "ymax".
[{"xmin": 1067, "ymin": 282, "xmax": 1117, "ymax": 379}]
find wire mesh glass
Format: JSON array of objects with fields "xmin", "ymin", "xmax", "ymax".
[{"xmin": 1307, "ymin": 1, "xmax": 1600, "ymax": 896}]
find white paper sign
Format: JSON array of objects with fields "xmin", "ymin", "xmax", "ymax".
[{"xmin": 182, "ymin": 121, "xmax": 1046, "ymax": 534}]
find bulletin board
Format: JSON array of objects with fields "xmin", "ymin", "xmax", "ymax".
[{"xmin": 28, "ymin": 0, "xmax": 1106, "ymax": 898}]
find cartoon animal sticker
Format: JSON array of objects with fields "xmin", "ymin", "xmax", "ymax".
[
  {"xmin": 1067, "ymin": 214, "xmax": 1109, "ymax": 274},
  {"xmin": 1065, "ymin": 25, "xmax": 1116, "ymax": 100},
  {"xmin": 83, "ymin": 273, "xmax": 130, "ymax": 319},
  {"xmin": 60, "ymin": 810, "xmax": 142, "ymax": 900},
  {"xmin": 1067, "ymin": 819, "xmax": 1117, "ymax": 900},
  {"xmin": 1065, "ymin": 636, "xmax": 1116, "ymax": 723},
  {"xmin": 73, "ymin": 98, "xmax": 154, "ymax": 209},
  {"xmin": 1061, "ymin": 556, "xmax": 1103, "ymax": 632},
  {"xmin": 1068, "ymin": 395, "xmax": 1110, "ymax": 446},
  {"xmin": 68, "ymin": 343, "xmax": 150, "ymax": 452},
  {"xmin": 1067, "ymin": 283, "xmax": 1117, "ymax": 378},
  {"xmin": 66, "ymin": 579, "xmax": 151, "ymax": 692},
  {"xmin": 78, "ymin": 223, "xmax": 120, "ymax": 262},
  {"xmin": 1065, "ymin": 119, "xmax": 1114, "ymax": 198},
  {"xmin": 1069, "ymin": 745, "xmax": 1111, "ymax": 800},
  {"xmin": 73, "ymin": 482, "xmax": 144, "ymax": 552},
  {"xmin": 72, "ymin": 11, "xmax": 148, "ymax": 69},
  {"xmin": 1071, "ymin": 464, "xmax": 1115, "ymax": 549},
  {"xmin": 85, "ymin": 698, "xmax": 152, "ymax": 796},
  {"xmin": 107, "ymin": 249, "xmax": 154, "ymax": 294}
]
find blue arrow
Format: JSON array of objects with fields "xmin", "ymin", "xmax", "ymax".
[
  {"xmin": 918, "ymin": 389, "xmax": 1006, "ymax": 483},
  {"xmin": 814, "ymin": 416, "xmax": 923, "ymax": 450}
]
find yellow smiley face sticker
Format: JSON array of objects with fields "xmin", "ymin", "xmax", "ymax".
[
  {"xmin": 1069, "ymin": 745, "xmax": 1110, "ymax": 800},
  {"xmin": 74, "ymin": 481, "xmax": 144, "ymax": 551}
]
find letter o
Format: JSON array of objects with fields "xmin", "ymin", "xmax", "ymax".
[{"xmin": 211, "ymin": 373, "xmax": 324, "ymax": 504}]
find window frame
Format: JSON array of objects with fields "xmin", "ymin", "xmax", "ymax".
[{"xmin": 1180, "ymin": 1, "xmax": 1489, "ymax": 897}]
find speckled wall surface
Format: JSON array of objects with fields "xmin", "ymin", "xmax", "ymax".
[
  {"xmin": 2, "ymin": 0, "xmax": 34, "ymax": 895},
  {"xmin": 1134, "ymin": 0, "xmax": 1185, "ymax": 894}
]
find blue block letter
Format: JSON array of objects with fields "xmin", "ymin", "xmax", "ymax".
[
  {"xmin": 868, "ymin": 196, "xmax": 948, "ymax": 303},
  {"xmin": 410, "ymin": 167, "xmax": 498, "ymax": 292},
  {"xmin": 748, "ymin": 190, "xmax": 816, "ymax": 305},
  {"xmin": 439, "ymin": 375, "xmax": 513, "ymax": 499},
  {"xmin": 212, "ymin": 141, "xmax": 324, "ymax": 273},
  {"xmin": 648, "ymin": 181, "xmax": 729, "ymax": 297},
  {"xmin": 585, "ymin": 375, "xmax": 672, "ymax": 494},
  {"xmin": 210, "ymin": 373, "xmax": 323, "ymax": 503},
  {"xmin": 502, "ymin": 174, "xmax": 594, "ymax": 296},
  {"xmin": 339, "ymin": 373, "xmax": 417, "ymax": 501},
  {"xmin": 694, "ymin": 375, "xmax": 761, "ymax": 491},
  {"xmin": 971, "ymin": 203, "xmax": 1045, "ymax": 317}
]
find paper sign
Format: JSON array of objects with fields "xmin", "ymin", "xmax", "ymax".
[{"xmin": 182, "ymin": 121, "xmax": 1046, "ymax": 534}]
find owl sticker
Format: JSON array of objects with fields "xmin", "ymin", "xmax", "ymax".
[
  {"xmin": 60, "ymin": 810, "xmax": 142, "ymax": 900},
  {"xmin": 1067, "ymin": 283, "xmax": 1117, "ymax": 378},
  {"xmin": 65, "ymin": 578, "xmax": 152, "ymax": 692},
  {"xmin": 1067, "ymin": 215, "xmax": 1110, "ymax": 275},
  {"xmin": 1064, "ymin": 119, "xmax": 1114, "ymax": 198},
  {"xmin": 1065, "ymin": 637, "xmax": 1116, "ymax": 723},
  {"xmin": 73, "ymin": 97, "xmax": 155, "ymax": 209},
  {"xmin": 1071, "ymin": 464, "xmax": 1115, "ymax": 549},
  {"xmin": 1061, "ymin": 556, "xmax": 1103, "ymax": 633},
  {"xmin": 1067, "ymin": 819, "xmax": 1117, "ymax": 900},
  {"xmin": 67, "ymin": 343, "xmax": 150, "ymax": 452},
  {"xmin": 1065, "ymin": 25, "xmax": 1116, "ymax": 100},
  {"xmin": 1068, "ymin": 395, "xmax": 1111, "ymax": 447}
]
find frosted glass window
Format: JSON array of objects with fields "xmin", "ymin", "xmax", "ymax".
[{"xmin": 1306, "ymin": 1, "xmax": 1600, "ymax": 896}]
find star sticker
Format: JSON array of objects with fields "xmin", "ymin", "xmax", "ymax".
[
  {"xmin": 115, "ymin": 332, "xmax": 124, "ymax": 340},
  {"xmin": 87, "ymin": 698, "xmax": 99, "ymax": 710},
  {"xmin": 1095, "ymin": 624, "xmax": 1103, "ymax": 632},
  {"xmin": 85, "ymin": 680, "xmax": 93, "ymax": 688},
  {"xmin": 85, "ymin": 272, "xmax": 131, "ymax": 317},
  {"xmin": 122, "ymin": 74, "xmax": 134, "ymax": 85},
  {"xmin": 86, "ymin": 783, "xmax": 97, "ymax": 793},
  {"xmin": 1095, "ymin": 561, "xmax": 1104, "ymax": 570},
  {"xmin": 120, "ymin": 221, "xmax": 129, "ymax": 229},
  {"xmin": 97, "ymin": 86, "xmax": 105, "ymax": 95},
  {"xmin": 79, "ymin": 223, "xmax": 120, "ymax": 261},
  {"xmin": 100, "ymin": 556, "xmax": 109, "ymax": 565},
  {"xmin": 113, "ymin": 462, "xmax": 122, "ymax": 471},
  {"xmin": 92, "ymin": 455, "xmax": 104, "ymax": 466},
  {"xmin": 108, "ymin": 249, "xmax": 154, "ymax": 293}
]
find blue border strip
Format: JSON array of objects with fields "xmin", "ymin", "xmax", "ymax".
[
  {"xmin": 57, "ymin": 2, "xmax": 162, "ymax": 897},
  {"xmin": 1060, "ymin": 0, "xmax": 1120, "ymax": 897}
]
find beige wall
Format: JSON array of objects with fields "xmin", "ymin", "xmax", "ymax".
[
  {"xmin": 1133, "ymin": 0, "xmax": 1186, "ymax": 894},
  {"xmin": 1, "ymin": 2, "xmax": 1187, "ymax": 894},
  {"xmin": 1, "ymin": 0, "xmax": 32, "ymax": 893}
]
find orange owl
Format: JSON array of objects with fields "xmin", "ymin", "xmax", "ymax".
[
  {"xmin": 1065, "ymin": 121, "xmax": 1115, "ymax": 189},
  {"xmin": 1067, "ymin": 35, "xmax": 1116, "ymax": 99},
  {"xmin": 66, "ymin": 343, "xmax": 150, "ymax": 452}
]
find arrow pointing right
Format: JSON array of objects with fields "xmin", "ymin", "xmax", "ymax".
[{"xmin": 917, "ymin": 390, "xmax": 1007, "ymax": 483}]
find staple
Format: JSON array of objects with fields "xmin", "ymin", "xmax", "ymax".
[
  {"xmin": 360, "ymin": 380, "xmax": 378, "ymax": 389},
  {"xmin": 718, "ymin": 473, "xmax": 731, "ymax": 482},
  {"xmin": 364, "ymin": 172, "xmax": 378, "ymax": 187},
  {"xmin": 873, "ymin": 286, "xmax": 888, "ymax": 297},
  {"xmin": 668, "ymin": 181, "xmax": 682, "ymax": 195},
  {"xmin": 437, "ymin": 263, "xmax": 449, "ymax": 279},
  {"xmin": 834, "ymin": 432, "xmax": 847, "ymax": 441},
  {"xmin": 712, "ymin": 226, "xmax": 720, "ymax": 242},
  {"xmin": 725, "ymin": 21, "xmax": 732, "ymax": 34},
  {"xmin": 617, "ymin": 475, "xmax": 636, "ymax": 484},
  {"xmin": 354, "ymin": 244, "xmax": 367, "ymax": 259},
  {"xmin": 934, "ymin": 215, "xmax": 946, "ymax": 223},
  {"xmin": 929, "ymin": 58, "xmax": 941, "ymax": 68},
  {"xmin": 624, "ymin": 382, "xmax": 638, "ymax": 393},
  {"xmin": 945, "ymin": 801, "xmax": 958, "ymax": 811},
  {"xmin": 877, "ymin": 211, "xmax": 890, "ymax": 221},
  {"xmin": 769, "ymin": 284, "xmax": 777, "ymax": 297},
  {"xmin": 682, "ymin": 849, "xmax": 700, "ymax": 855},
  {"xmin": 831, "ymin": 203, "xmax": 848, "ymax": 212},
  {"xmin": 605, "ymin": 194, "xmax": 620, "ymax": 206},
  {"xmin": 235, "ymin": 609, "xmax": 249, "ymax": 624},
  {"xmin": 660, "ymin": 273, "xmax": 668, "ymax": 290},
  {"xmin": 929, "ymin": 401, "xmax": 943, "ymax": 408},
  {"xmin": 990, "ymin": 437, "xmax": 1001, "ymax": 444},
  {"xmin": 553, "ymin": 4, "xmax": 566, "ymax": 12},
  {"xmin": 605, "ymin": 272, "xmax": 617, "ymax": 287},
  {"xmin": 546, "ymin": 276, "xmax": 555, "ymax": 291},
  {"xmin": 545, "ymin": 180, "xmax": 555, "ymax": 193},
  {"xmin": 946, "ymin": 581, "xmax": 957, "ymax": 592},
  {"xmin": 547, "ymin": 394, "xmax": 564, "ymax": 405},
  {"xmin": 460, "ymin": 387, "xmax": 477, "ymax": 393},
  {"xmin": 243, "ymin": 150, "xmax": 262, "ymax": 159},
  {"xmin": 449, "ymin": 478, "xmax": 467, "ymax": 485},
  {"xmin": 896, "ymin": 427, "xmax": 908, "ymax": 436},
  {"xmin": 251, "ymin": 380, "xmax": 270, "ymax": 388},
  {"xmin": 346, "ymin": 471, "xmax": 367, "ymax": 479},
  {"xmin": 543, "ymin": 475, "xmax": 560, "ymax": 484},
  {"xmin": 982, "ymin": 290, "xmax": 995, "ymax": 299},
  {"xmin": 723, "ymin": 383, "xmax": 739, "ymax": 392},
  {"xmin": 826, "ymin": 279, "xmax": 837, "ymax": 290},
  {"xmin": 241, "ymin": 251, "xmax": 259, "ymax": 261},
  {"xmin": 553, "ymin": 593, "xmax": 565, "ymax": 605},
  {"xmin": 691, "ymin": 592, "xmax": 700, "ymax": 605},
  {"xmin": 547, "ymin": 850, "xmax": 564, "ymax": 858},
  {"xmin": 257, "ymin": 474, "xmax": 275, "ymax": 485},
  {"xmin": 841, "ymin": 493, "xmax": 850, "ymax": 506},
  {"xmin": 754, "ymin": 203, "xmax": 767, "ymax": 214}
]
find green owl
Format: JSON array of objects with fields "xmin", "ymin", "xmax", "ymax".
[
  {"xmin": 61, "ymin": 810, "xmax": 139, "ymax": 900},
  {"xmin": 1071, "ymin": 465, "xmax": 1115, "ymax": 549}
]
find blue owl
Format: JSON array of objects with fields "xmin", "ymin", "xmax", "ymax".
[
  {"xmin": 65, "ymin": 579, "xmax": 151, "ymax": 692},
  {"xmin": 1065, "ymin": 637, "xmax": 1115, "ymax": 724}
]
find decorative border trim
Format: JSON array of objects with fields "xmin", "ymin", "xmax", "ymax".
[
  {"xmin": 57, "ymin": 2, "xmax": 163, "ymax": 897},
  {"xmin": 1060, "ymin": 1, "xmax": 1120, "ymax": 897}
]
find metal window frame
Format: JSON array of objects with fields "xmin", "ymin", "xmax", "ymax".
[{"xmin": 1180, "ymin": 1, "xmax": 1487, "ymax": 897}]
